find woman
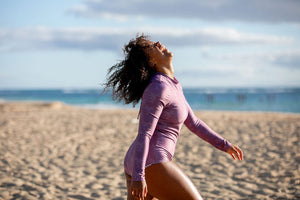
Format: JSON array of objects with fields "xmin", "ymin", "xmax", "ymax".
[{"xmin": 104, "ymin": 35, "xmax": 243, "ymax": 200}]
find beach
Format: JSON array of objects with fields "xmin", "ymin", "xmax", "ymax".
[{"xmin": 0, "ymin": 102, "xmax": 299, "ymax": 199}]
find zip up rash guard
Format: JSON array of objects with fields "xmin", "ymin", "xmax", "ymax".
[{"xmin": 124, "ymin": 73, "xmax": 231, "ymax": 182}]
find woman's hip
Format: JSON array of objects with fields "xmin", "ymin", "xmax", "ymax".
[{"xmin": 145, "ymin": 161, "xmax": 203, "ymax": 200}]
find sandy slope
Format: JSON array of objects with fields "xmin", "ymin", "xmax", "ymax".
[{"xmin": 0, "ymin": 102, "xmax": 299, "ymax": 199}]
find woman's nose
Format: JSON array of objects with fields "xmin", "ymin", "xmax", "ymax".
[{"xmin": 156, "ymin": 42, "xmax": 162, "ymax": 48}]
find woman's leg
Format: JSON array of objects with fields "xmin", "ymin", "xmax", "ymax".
[{"xmin": 145, "ymin": 161, "xmax": 203, "ymax": 200}]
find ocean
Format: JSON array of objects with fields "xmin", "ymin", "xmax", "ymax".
[{"xmin": 0, "ymin": 88, "xmax": 299, "ymax": 113}]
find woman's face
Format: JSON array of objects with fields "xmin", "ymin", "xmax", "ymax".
[{"xmin": 145, "ymin": 41, "xmax": 173, "ymax": 68}]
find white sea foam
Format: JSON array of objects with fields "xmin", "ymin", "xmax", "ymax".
[
  {"xmin": 62, "ymin": 89, "xmax": 100, "ymax": 94},
  {"xmin": 74, "ymin": 103, "xmax": 137, "ymax": 110}
]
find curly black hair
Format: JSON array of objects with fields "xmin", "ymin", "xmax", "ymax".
[{"xmin": 103, "ymin": 34, "xmax": 157, "ymax": 107}]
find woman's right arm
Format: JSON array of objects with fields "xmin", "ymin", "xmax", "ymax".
[
  {"xmin": 132, "ymin": 81, "xmax": 169, "ymax": 182},
  {"xmin": 130, "ymin": 81, "xmax": 168, "ymax": 199}
]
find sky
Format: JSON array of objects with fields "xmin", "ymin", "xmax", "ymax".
[{"xmin": 1, "ymin": 0, "xmax": 300, "ymax": 89}]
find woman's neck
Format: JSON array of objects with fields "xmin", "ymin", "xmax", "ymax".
[{"xmin": 156, "ymin": 63, "xmax": 174, "ymax": 79}]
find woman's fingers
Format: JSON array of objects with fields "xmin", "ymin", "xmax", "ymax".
[
  {"xmin": 131, "ymin": 189, "xmax": 142, "ymax": 200},
  {"xmin": 231, "ymin": 153, "xmax": 236, "ymax": 160},
  {"xmin": 130, "ymin": 181, "xmax": 147, "ymax": 200},
  {"xmin": 144, "ymin": 184, "xmax": 148, "ymax": 197},
  {"xmin": 227, "ymin": 144, "xmax": 243, "ymax": 161},
  {"xmin": 236, "ymin": 146, "xmax": 243, "ymax": 160},
  {"xmin": 132, "ymin": 189, "xmax": 142, "ymax": 199}
]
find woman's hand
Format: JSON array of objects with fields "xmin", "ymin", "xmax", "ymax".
[
  {"xmin": 130, "ymin": 181, "xmax": 148, "ymax": 200},
  {"xmin": 227, "ymin": 144, "xmax": 243, "ymax": 160}
]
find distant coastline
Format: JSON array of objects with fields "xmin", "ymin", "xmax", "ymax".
[{"xmin": 0, "ymin": 87, "xmax": 299, "ymax": 113}]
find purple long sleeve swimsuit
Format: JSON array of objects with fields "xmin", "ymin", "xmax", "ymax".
[{"xmin": 124, "ymin": 73, "xmax": 231, "ymax": 182}]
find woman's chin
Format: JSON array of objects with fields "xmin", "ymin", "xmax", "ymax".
[{"xmin": 164, "ymin": 50, "xmax": 173, "ymax": 57}]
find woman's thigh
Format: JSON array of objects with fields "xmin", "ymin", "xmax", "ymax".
[{"xmin": 145, "ymin": 162, "xmax": 203, "ymax": 200}]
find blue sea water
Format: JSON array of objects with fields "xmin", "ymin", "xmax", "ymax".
[{"xmin": 0, "ymin": 88, "xmax": 299, "ymax": 113}]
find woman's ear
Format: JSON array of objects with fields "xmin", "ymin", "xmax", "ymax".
[
  {"xmin": 148, "ymin": 57, "xmax": 157, "ymax": 68},
  {"xmin": 149, "ymin": 61, "xmax": 156, "ymax": 68}
]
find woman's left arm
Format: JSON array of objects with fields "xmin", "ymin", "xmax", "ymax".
[{"xmin": 184, "ymin": 102, "xmax": 243, "ymax": 160}]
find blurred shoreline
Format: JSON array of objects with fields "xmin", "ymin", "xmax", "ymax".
[
  {"xmin": 1, "ymin": 100, "xmax": 300, "ymax": 115},
  {"xmin": 1, "ymin": 87, "xmax": 299, "ymax": 113}
]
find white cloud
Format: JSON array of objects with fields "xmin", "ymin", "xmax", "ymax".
[
  {"xmin": 69, "ymin": 0, "xmax": 300, "ymax": 23},
  {"xmin": 0, "ymin": 26, "xmax": 293, "ymax": 52},
  {"xmin": 268, "ymin": 50, "xmax": 300, "ymax": 69},
  {"xmin": 70, "ymin": 4, "xmax": 129, "ymax": 21},
  {"xmin": 176, "ymin": 68, "xmax": 239, "ymax": 78},
  {"xmin": 212, "ymin": 49, "xmax": 300, "ymax": 69},
  {"xmin": 174, "ymin": 49, "xmax": 300, "ymax": 87}
]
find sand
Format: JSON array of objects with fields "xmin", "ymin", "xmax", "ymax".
[{"xmin": 0, "ymin": 102, "xmax": 299, "ymax": 200}]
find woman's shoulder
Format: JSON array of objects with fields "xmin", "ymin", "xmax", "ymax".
[
  {"xmin": 143, "ymin": 73, "xmax": 171, "ymax": 99},
  {"xmin": 148, "ymin": 73, "xmax": 171, "ymax": 90}
]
